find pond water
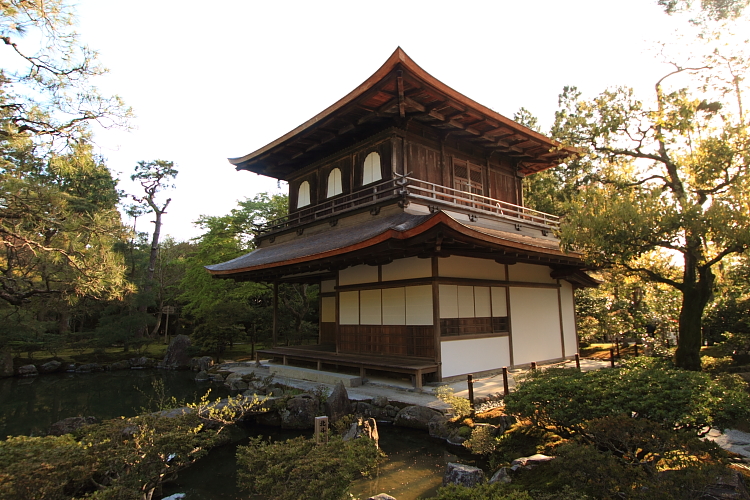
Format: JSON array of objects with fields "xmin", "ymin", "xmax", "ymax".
[{"xmin": 0, "ymin": 370, "xmax": 475, "ymax": 500}]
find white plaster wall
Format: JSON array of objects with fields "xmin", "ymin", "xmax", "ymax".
[
  {"xmin": 439, "ymin": 285, "xmax": 458, "ymax": 318},
  {"xmin": 560, "ymin": 281, "xmax": 578, "ymax": 356},
  {"xmin": 475, "ymin": 287, "xmax": 492, "ymax": 317},
  {"xmin": 360, "ymin": 289, "xmax": 382, "ymax": 325},
  {"xmin": 339, "ymin": 291, "xmax": 359, "ymax": 325},
  {"xmin": 507, "ymin": 263, "xmax": 556, "ymax": 284},
  {"xmin": 382, "ymin": 256, "xmax": 431, "ymax": 281},
  {"xmin": 339, "ymin": 264, "xmax": 378, "ymax": 286},
  {"xmin": 457, "ymin": 286, "xmax": 475, "ymax": 318},
  {"xmin": 382, "ymin": 287, "xmax": 406, "ymax": 325},
  {"xmin": 438, "ymin": 255, "xmax": 505, "ymax": 280},
  {"xmin": 509, "ymin": 287, "xmax": 562, "ymax": 365},
  {"xmin": 405, "ymin": 285, "xmax": 433, "ymax": 325},
  {"xmin": 441, "ymin": 336, "xmax": 511, "ymax": 378},
  {"xmin": 321, "ymin": 296, "xmax": 336, "ymax": 323},
  {"xmin": 491, "ymin": 287, "xmax": 507, "ymax": 316},
  {"xmin": 320, "ymin": 280, "xmax": 336, "ymax": 293}
]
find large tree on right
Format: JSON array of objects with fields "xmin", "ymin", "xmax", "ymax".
[{"xmin": 554, "ymin": 46, "xmax": 750, "ymax": 370}]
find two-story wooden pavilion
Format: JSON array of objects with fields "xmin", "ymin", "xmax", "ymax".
[{"xmin": 207, "ymin": 48, "xmax": 596, "ymax": 387}]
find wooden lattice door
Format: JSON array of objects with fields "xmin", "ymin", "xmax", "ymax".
[{"xmin": 453, "ymin": 160, "xmax": 483, "ymax": 205}]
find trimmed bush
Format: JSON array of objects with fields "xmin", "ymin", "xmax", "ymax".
[
  {"xmin": 504, "ymin": 358, "xmax": 750, "ymax": 433},
  {"xmin": 236, "ymin": 435, "xmax": 383, "ymax": 500}
]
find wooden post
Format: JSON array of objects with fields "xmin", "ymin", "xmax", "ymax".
[
  {"xmin": 634, "ymin": 342, "xmax": 639, "ymax": 357},
  {"xmin": 530, "ymin": 361, "xmax": 537, "ymax": 371},
  {"xmin": 502, "ymin": 367, "xmax": 509, "ymax": 396},
  {"xmin": 615, "ymin": 338, "xmax": 620, "ymax": 358},
  {"xmin": 610, "ymin": 348, "xmax": 615, "ymax": 367},
  {"xmin": 163, "ymin": 309, "xmax": 170, "ymax": 345},
  {"xmin": 467, "ymin": 374, "xmax": 475, "ymax": 416},
  {"xmin": 272, "ymin": 281, "xmax": 279, "ymax": 347},
  {"xmin": 575, "ymin": 353, "xmax": 580, "ymax": 371}
]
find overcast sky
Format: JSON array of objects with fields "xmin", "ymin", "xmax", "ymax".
[{"xmin": 73, "ymin": 0, "xmax": 694, "ymax": 241}]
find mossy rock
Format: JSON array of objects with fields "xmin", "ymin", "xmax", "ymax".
[{"xmin": 457, "ymin": 425, "xmax": 473, "ymax": 438}]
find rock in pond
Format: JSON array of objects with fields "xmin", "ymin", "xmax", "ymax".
[
  {"xmin": 195, "ymin": 370, "xmax": 209, "ymax": 382},
  {"xmin": 109, "ymin": 360, "xmax": 130, "ymax": 371},
  {"xmin": 280, "ymin": 394, "xmax": 319, "ymax": 429},
  {"xmin": 489, "ymin": 467, "xmax": 512, "ymax": 484},
  {"xmin": 76, "ymin": 363, "xmax": 103, "ymax": 373},
  {"xmin": 325, "ymin": 381, "xmax": 350, "ymax": 423},
  {"xmin": 443, "ymin": 462, "xmax": 486, "ymax": 487},
  {"xmin": 192, "ymin": 356, "xmax": 214, "ymax": 372},
  {"xmin": 48, "ymin": 416, "xmax": 99, "ymax": 436},
  {"xmin": 343, "ymin": 417, "xmax": 380, "ymax": 448},
  {"xmin": 162, "ymin": 334, "xmax": 192, "ymax": 370},
  {"xmin": 394, "ymin": 405, "xmax": 443, "ymax": 430},
  {"xmin": 17, "ymin": 364, "xmax": 38, "ymax": 377},
  {"xmin": 368, "ymin": 494, "xmax": 397, "ymax": 500},
  {"xmin": 39, "ymin": 360, "xmax": 62, "ymax": 374}
]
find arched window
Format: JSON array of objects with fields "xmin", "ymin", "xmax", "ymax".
[
  {"xmin": 362, "ymin": 152, "xmax": 382, "ymax": 185},
  {"xmin": 297, "ymin": 181, "xmax": 311, "ymax": 208},
  {"xmin": 327, "ymin": 168, "xmax": 342, "ymax": 198}
]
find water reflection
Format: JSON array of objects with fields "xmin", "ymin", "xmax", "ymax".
[{"xmin": 0, "ymin": 370, "xmax": 229, "ymax": 437}]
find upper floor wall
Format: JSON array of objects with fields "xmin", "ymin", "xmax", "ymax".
[{"xmin": 287, "ymin": 127, "xmax": 523, "ymax": 214}]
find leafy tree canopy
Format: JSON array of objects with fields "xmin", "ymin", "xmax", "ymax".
[{"xmin": 553, "ymin": 41, "xmax": 750, "ymax": 369}]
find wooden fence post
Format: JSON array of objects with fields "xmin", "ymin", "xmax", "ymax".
[{"xmin": 467, "ymin": 374, "xmax": 475, "ymax": 416}]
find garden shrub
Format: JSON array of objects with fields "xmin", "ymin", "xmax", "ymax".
[
  {"xmin": 0, "ymin": 413, "xmax": 225, "ymax": 500},
  {"xmin": 236, "ymin": 434, "xmax": 383, "ymax": 500},
  {"xmin": 432, "ymin": 484, "xmax": 533, "ymax": 500},
  {"xmin": 0, "ymin": 434, "xmax": 96, "ymax": 500},
  {"xmin": 504, "ymin": 358, "xmax": 750, "ymax": 433},
  {"xmin": 435, "ymin": 385, "xmax": 472, "ymax": 418},
  {"xmin": 0, "ymin": 393, "xmax": 259, "ymax": 500}
]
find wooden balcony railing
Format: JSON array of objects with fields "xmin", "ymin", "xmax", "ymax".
[
  {"xmin": 405, "ymin": 177, "xmax": 560, "ymax": 230},
  {"xmin": 254, "ymin": 175, "xmax": 559, "ymax": 237}
]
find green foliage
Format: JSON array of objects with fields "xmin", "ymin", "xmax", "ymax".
[
  {"xmin": 0, "ymin": 412, "xmax": 223, "ymax": 500},
  {"xmin": 433, "ymin": 484, "xmax": 534, "ymax": 500},
  {"xmin": 0, "ymin": 434, "xmax": 95, "ymax": 499},
  {"xmin": 236, "ymin": 435, "xmax": 383, "ymax": 500},
  {"xmin": 553, "ymin": 40, "xmax": 750, "ymax": 370},
  {"xmin": 435, "ymin": 385, "xmax": 472, "ymax": 418},
  {"xmin": 504, "ymin": 358, "xmax": 750, "ymax": 433}
]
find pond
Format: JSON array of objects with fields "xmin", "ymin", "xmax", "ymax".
[{"xmin": 0, "ymin": 370, "xmax": 471, "ymax": 500}]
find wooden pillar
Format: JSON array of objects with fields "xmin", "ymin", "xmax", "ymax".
[
  {"xmin": 432, "ymin": 255, "xmax": 442, "ymax": 381},
  {"xmin": 557, "ymin": 279, "xmax": 566, "ymax": 358},
  {"xmin": 272, "ymin": 281, "xmax": 279, "ymax": 347}
]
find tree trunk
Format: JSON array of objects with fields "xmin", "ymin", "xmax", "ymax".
[
  {"xmin": 136, "ymin": 211, "xmax": 163, "ymax": 338},
  {"xmin": 674, "ymin": 257, "xmax": 714, "ymax": 370}
]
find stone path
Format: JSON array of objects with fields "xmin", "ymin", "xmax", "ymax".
[{"xmin": 705, "ymin": 428, "xmax": 750, "ymax": 459}]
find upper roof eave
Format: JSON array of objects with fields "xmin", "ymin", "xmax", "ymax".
[{"xmin": 227, "ymin": 47, "xmax": 576, "ymax": 172}]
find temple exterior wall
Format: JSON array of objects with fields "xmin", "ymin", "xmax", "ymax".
[{"xmin": 441, "ymin": 336, "xmax": 511, "ymax": 378}]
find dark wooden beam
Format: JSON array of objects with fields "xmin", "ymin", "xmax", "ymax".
[{"xmin": 397, "ymin": 71, "xmax": 406, "ymax": 118}]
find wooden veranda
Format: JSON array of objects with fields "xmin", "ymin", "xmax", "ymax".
[{"xmin": 257, "ymin": 345, "xmax": 439, "ymax": 389}]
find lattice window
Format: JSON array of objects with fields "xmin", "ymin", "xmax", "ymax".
[{"xmin": 453, "ymin": 159, "xmax": 483, "ymax": 196}]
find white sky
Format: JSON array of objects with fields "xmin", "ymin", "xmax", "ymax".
[{"xmin": 71, "ymin": 0, "xmax": 694, "ymax": 241}]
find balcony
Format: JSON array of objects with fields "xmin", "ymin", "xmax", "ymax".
[{"xmin": 254, "ymin": 175, "xmax": 560, "ymax": 238}]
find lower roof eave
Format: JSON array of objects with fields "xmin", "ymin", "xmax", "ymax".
[{"xmin": 207, "ymin": 212, "xmax": 589, "ymax": 284}]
